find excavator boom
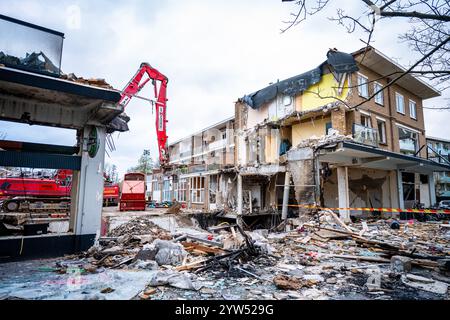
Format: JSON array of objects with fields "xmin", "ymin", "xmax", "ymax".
[{"xmin": 119, "ymin": 63, "xmax": 169, "ymax": 164}]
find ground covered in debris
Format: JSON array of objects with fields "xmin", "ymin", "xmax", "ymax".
[{"xmin": 1, "ymin": 211, "xmax": 449, "ymax": 300}]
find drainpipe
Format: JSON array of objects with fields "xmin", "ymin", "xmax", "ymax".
[{"xmin": 281, "ymin": 171, "xmax": 291, "ymax": 220}]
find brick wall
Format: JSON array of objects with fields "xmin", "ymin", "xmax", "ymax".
[{"xmin": 346, "ymin": 65, "xmax": 427, "ymax": 158}]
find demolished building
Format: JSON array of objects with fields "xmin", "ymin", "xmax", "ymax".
[{"xmin": 151, "ymin": 47, "xmax": 450, "ymax": 226}]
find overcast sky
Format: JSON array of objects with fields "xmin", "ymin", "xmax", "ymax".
[{"xmin": 1, "ymin": 0, "xmax": 448, "ymax": 176}]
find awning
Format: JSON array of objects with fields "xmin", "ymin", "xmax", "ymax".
[
  {"xmin": 318, "ymin": 141, "xmax": 450, "ymax": 173},
  {"xmin": 0, "ymin": 66, "xmax": 127, "ymax": 132}
]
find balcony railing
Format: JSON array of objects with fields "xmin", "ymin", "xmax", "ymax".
[
  {"xmin": 209, "ymin": 139, "xmax": 227, "ymax": 151},
  {"xmin": 353, "ymin": 124, "xmax": 378, "ymax": 147}
]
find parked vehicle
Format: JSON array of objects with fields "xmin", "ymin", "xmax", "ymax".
[{"xmin": 438, "ymin": 200, "xmax": 450, "ymax": 209}]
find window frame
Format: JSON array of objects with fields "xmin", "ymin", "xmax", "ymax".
[
  {"xmin": 357, "ymin": 73, "xmax": 369, "ymax": 99},
  {"xmin": 190, "ymin": 176, "xmax": 205, "ymax": 204},
  {"xmin": 162, "ymin": 179, "xmax": 171, "ymax": 202},
  {"xmin": 396, "ymin": 92, "xmax": 405, "ymax": 114},
  {"xmin": 373, "ymin": 82, "xmax": 384, "ymax": 106},
  {"xmin": 409, "ymin": 99, "xmax": 417, "ymax": 120},
  {"xmin": 361, "ymin": 113, "xmax": 372, "ymax": 128},
  {"xmin": 175, "ymin": 178, "xmax": 188, "ymax": 202},
  {"xmin": 398, "ymin": 125, "xmax": 418, "ymax": 155},
  {"xmin": 377, "ymin": 119, "xmax": 387, "ymax": 145}
]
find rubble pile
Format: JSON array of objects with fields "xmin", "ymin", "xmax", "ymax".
[
  {"xmin": 108, "ymin": 217, "xmax": 171, "ymax": 238},
  {"xmin": 3, "ymin": 212, "xmax": 446, "ymax": 300},
  {"xmin": 293, "ymin": 128, "xmax": 353, "ymax": 150},
  {"xmin": 0, "ymin": 51, "xmax": 59, "ymax": 74}
]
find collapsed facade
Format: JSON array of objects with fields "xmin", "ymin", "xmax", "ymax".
[{"xmin": 150, "ymin": 47, "xmax": 450, "ymax": 223}]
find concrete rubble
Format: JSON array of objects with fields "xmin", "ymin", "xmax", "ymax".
[{"xmin": 0, "ymin": 212, "xmax": 449, "ymax": 300}]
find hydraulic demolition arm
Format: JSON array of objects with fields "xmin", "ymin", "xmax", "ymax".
[{"xmin": 118, "ymin": 63, "xmax": 169, "ymax": 164}]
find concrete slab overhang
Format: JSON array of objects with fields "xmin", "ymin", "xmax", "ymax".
[
  {"xmin": 0, "ymin": 66, "xmax": 124, "ymax": 130},
  {"xmin": 353, "ymin": 47, "xmax": 441, "ymax": 100},
  {"xmin": 317, "ymin": 141, "xmax": 450, "ymax": 174}
]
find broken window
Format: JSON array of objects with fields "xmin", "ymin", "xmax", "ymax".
[
  {"xmin": 377, "ymin": 119, "xmax": 387, "ymax": 144},
  {"xmin": 374, "ymin": 82, "xmax": 384, "ymax": 105},
  {"xmin": 357, "ymin": 73, "xmax": 369, "ymax": 98},
  {"xmin": 409, "ymin": 100, "xmax": 417, "ymax": 120},
  {"xmin": 398, "ymin": 127, "xmax": 418, "ymax": 155},
  {"xmin": 396, "ymin": 93, "xmax": 405, "ymax": 114}
]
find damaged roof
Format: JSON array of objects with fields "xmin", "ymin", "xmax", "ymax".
[{"xmin": 239, "ymin": 50, "xmax": 359, "ymax": 109}]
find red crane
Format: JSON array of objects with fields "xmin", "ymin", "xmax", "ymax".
[{"xmin": 118, "ymin": 63, "xmax": 169, "ymax": 164}]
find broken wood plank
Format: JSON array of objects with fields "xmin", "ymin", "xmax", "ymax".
[
  {"xmin": 207, "ymin": 224, "xmax": 237, "ymax": 232},
  {"xmin": 178, "ymin": 234, "xmax": 223, "ymax": 248},
  {"xmin": 181, "ymin": 241, "xmax": 225, "ymax": 255},
  {"xmin": 324, "ymin": 209, "xmax": 353, "ymax": 233},
  {"xmin": 175, "ymin": 258, "xmax": 209, "ymax": 271},
  {"xmin": 327, "ymin": 254, "xmax": 390, "ymax": 263},
  {"xmin": 111, "ymin": 257, "xmax": 134, "ymax": 269},
  {"xmin": 411, "ymin": 259, "xmax": 439, "ymax": 268}
]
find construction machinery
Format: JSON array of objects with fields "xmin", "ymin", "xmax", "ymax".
[
  {"xmin": 118, "ymin": 63, "xmax": 169, "ymax": 165},
  {"xmin": 119, "ymin": 172, "xmax": 146, "ymax": 211},
  {"xmin": 117, "ymin": 63, "xmax": 169, "ymax": 211},
  {"xmin": 0, "ymin": 170, "xmax": 120, "ymax": 212},
  {"xmin": 0, "ymin": 169, "xmax": 72, "ymax": 212}
]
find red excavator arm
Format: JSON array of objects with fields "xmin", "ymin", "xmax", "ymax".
[{"xmin": 118, "ymin": 63, "xmax": 169, "ymax": 164}]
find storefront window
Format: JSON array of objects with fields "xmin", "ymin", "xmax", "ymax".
[{"xmin": 174, "ymin": 178, "xmax": 187, "ymax": 202}]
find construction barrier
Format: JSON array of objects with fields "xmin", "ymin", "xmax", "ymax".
[{"xmin": 283, "ymin": 204, "xmax": 450, "ymax": 215}]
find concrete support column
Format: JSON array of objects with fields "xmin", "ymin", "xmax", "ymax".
[
  {"xmin": 397, "ymin": 170, "xmax": 405, "ymax": 209},
  {"xmin": 74, "ymin": 126, "xmax": 106, "ymax": 239},
  {"xmin": 237, "ymin": 173, "xmax": 243, "ymax": 226},
  {"xmin": 337, "ymin": 166, "xmax": 350, "ymax": 222},
  {"xmin": 281, "ymin": 172, "xmax": 291, "ymax": 220},
  {"xmin": 429, "ymin": 173, "xmax": 437, "ymax": 207}
]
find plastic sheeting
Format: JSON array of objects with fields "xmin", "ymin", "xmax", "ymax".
[
  {"xmin": 0, "ymin": 259, "xmax": 155, "ymax": 300},
  {"xmin": 240, "ymin": 50, "xmax": 359, "ymax": 110}
]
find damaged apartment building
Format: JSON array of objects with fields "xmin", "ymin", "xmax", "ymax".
[{"xmin": 151, "ymin": 46, "xmax": 450, "ymax": 224}]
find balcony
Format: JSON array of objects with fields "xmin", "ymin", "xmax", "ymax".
[
  {"xmin": 353, "ymin": 124, "xmax": 378, "ymax": 147},
  {"xmin": 209, "ymin": 139, "xmax": 227, "ymax": 151}
]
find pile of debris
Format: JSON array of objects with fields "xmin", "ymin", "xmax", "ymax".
[
  {"xmin": 39, "ymin": 211, "xmax": 449, "ymax": 300},
  {"xmin": 0, "ymin": 51, "xmax": 59, "ymax": 74},
  {"xmin": 60, "ymin": 72, "xmax": 114, "ymax": 89}
]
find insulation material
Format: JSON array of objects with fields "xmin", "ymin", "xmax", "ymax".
[
  {"xmin": 240, "ymin": 50, "xmax": 358, "ymax": 109},
  {"xmin": 291, "ymin": 117, "xmax": 331, "ymax": 146},
  {"xmin": 298, "ymin": 73, "xmax": 350, "ymax": 112}
]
